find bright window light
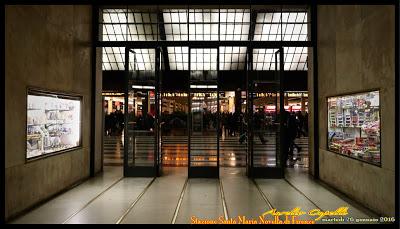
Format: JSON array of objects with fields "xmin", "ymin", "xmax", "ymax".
[
  {"xmin": 190, "ymin": 85, "xmax": 218, "ymax": 89},
  {"xmin": 190, "ymin": 49, "xmax": 217, "ymax": 71},
  {"xmin": 219, "ymin": 46, "xmax": 247, "ymax": 70},
  {"xmin": 167, "ymin": 47, "xmax": 189, "ymax": 70},
  {"xmin": 254, "ymin": 11, "xmax": 308, "ymax": 41},
  {"xmin": 252, "ymin": 47, "xmax": 307, "ymax": 71},
  {"xmin": 132, "ymin": 85, "xmax": 155, "ymax": 89},
  {"xmin": 101, "ymin": 8, "xmax": 309, "ymax": 72}
]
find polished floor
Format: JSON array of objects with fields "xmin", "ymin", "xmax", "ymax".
[
  {"xmin": 103, "ymin": 134, "xmax": 309, "ymax": 168},
  {"xmin": 10, "ymin": 166, "xmax": 378, "ymax": 224}
]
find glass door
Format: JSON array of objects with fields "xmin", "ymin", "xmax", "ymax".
[
  {"xmin": 155, "ymin": 47, "xmax": 163, "ymax": 176},
  {"xmin": 124, "ymin": 47, "xmax": 160, "ymax": 177},
  {"xmin": 247, "ymin": 48, "xmax": 284, "ymax": 178},
  {"xmin": 188, "ymin": 48, "xmax": 219, "ymax": 178},
  {"xmin": 159, "ymin": 47, "xmax": 190, "ymax": 169}
]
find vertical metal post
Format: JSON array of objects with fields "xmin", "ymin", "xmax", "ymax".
[
  {"xmin": 155, "ymin": 47, "xmax": 160, "ymax": 176},
  {"xmin": 187, "ymin": 5, "xmax": 191, "ymax": 176},
  {"xmin": 247, "ymin": 46, "xmax": 253, "ymax": 176},
  {"xmin": 188, "ymin": 47, "xmax": 191, "ymax": 176},
  {"xmin": 279, "ymin": 47, "xmax": 284, "ymax": 169},
  {"xmin": 217, "ymin": 3, "xmax": 221, "ymax": 176},
  {"xmin": 217, "ymin": 48, "xmax": 220, "ymax": 175},
  {"xmin": 124, "ymin": 47, "xmax": 130, "ymax": 177}
]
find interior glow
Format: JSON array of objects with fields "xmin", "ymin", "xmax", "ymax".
[
  {"xmin": 190, "ymin": 85, "xmax": 218, "ymax": 89},
  {"xmin": 132, "ymin": 85, "xmax": 155, "ymax": 89}
]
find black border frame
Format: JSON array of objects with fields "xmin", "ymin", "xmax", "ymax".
[
  {"xmin": 2, "ymin": 1, "xmax": 398, "ymax": 224},
  {"xmin": 123, "ymin": 46, "xmax": 159, "ymax": 177},
  {"xmin": 395, "ymin": 1, "xmax": 399, "ymax": 226},
  {"xmin": 247, "ymin": 47, "xmax": 285, "ymax": 179}
]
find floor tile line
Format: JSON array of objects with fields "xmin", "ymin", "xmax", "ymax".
[
  {"xmin": 283, "ymin": 178, "xmax": 341, "ymax": 221},
  {"xmin": 115, "ymin": 177, "xmax": 157, "ymax": 224},
  {"xmin": 252, "ymin": 179, "xmax": 274, "ymax": 210},
  {"xmin": 171, "ymin": 178, "xmax": 189, "ymax": 224},
  {"xmin": 305, "ymin": 177, "xmax": 380, "ymax": 218},
  {"xmin": 283, "ymin": 178, "xmax": 325, "ymax": 211},
  {"xmin": 62, "ymin": 176, "xmax": 124, "ymax": 224},
  {"xmin": 219, "ymin": 178, "xmax": 229, "ymax": 220}
]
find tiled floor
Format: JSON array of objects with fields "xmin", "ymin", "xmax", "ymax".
[{"xmin": 9, "ymin": 166, "xmax": 379, "ymax": 224}]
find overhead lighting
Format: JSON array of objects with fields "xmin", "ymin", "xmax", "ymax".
[
  {"xmin": 101, "ymin": 9, "xmax": 308, "ymax": 72},
  {"xmin": 102, "ymin": 92, "xmax": 124, "ymax": 96},
  {"xmin": 190, "ymin": 85, "xmax": 218, "ymax": 89},
  {"xmin": 132, "ymin": 85, "xmax": 155, "ymax": 89}
]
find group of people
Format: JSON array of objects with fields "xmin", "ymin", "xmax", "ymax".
[
  {"xmin": 221, "ymin": 111, "xmax": 242, "ymax": 137},
  {"xmin": 106, "ymin": 107, "xmax": 308, "ymax": 167},
  {"xmin": 104, "ymin": 110, "xmax": 124, "ymax": 136},
  {"xmin": 233, "ymin": 109, "xmax": 308, "ymax": 167}
]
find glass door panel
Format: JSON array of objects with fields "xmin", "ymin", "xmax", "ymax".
[
  {"xmin": 161, "ymin": 92, "xmax": 189, "ymax": 167},
  {"xmin": 124, "ymin": 48, "xmax": 159, "ymax": 177},
  {"xmin": 248, "ymin": 48, "xmax": 284, "ymax": 178},
  {"xmin": 188, "ymin": 47, "xmax": 219, "ymax": 178}
]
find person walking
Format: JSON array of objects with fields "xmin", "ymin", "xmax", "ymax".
[
  {"xmin": 105, "ymin": 112, "xmax": 111, "ymax": 136},
  {"xmin": 296, "ymin": 111, "xmax": 307, "ymax": 137},
  {"xmin": 254, "ymin": 109, "xmax": 267, "ymax": 144},
  {"xmin": 287, "ymin": 112, "xmax": 301, "ymax": 166}
]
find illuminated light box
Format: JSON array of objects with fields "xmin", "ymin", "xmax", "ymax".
[
  {"xmin": 26, "ymin": 89, "xmax": 82, "ymax": 160},
  {"xmin": 327, "ymin": 90, "xmax": 381, "ymax": 166}
]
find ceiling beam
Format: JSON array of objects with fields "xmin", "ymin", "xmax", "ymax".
[
  {"xmin": 249, "ymin": 9, "xmax": 257, "ymax": 41},
  {"xmin": 158, "ymin": 11, "xmax": 170, "ymax": 71},
  {"xmin": 245, "ymin": 9, "xmax": 258, "ymax": 71},
  {"xmin": 97, "ymin": 40, "xmax": 312, "ymax": 48}
]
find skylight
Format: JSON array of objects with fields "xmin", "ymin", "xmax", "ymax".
[
  {"xmin": 163, "ymin": 9, "xmax": 188, "ymax": 41},
  {"xmin": 219, "ymin": 47, "xmax": 247, "ymax": 70},
  {"xmin": 167, "ymin": 46, "xmax": 189, "ymax": 70},
  {"xmin": 190, "ymin": 49, "xmax": 218, "ymax": 71},
  {"xmin": 253, "ymin": 47, "xmax": 308, "ymax": 71},
  {"xmin": 100, "ymin": 8, "xmax": 309, "ymax": 71},
  {"xmin": 219, "ymin": 9, "xmax": 250, "ymax": 40},
  {"xmin": 101, "ymin": 9, "xmax": 159, "ymax": 41},
  {"xmin": 102, "ymin": 47, "xmax": 125, "ymax": 70},
  {"xmin": 254, "ymin": 11, "xmax": 308, "ymax": 41}
]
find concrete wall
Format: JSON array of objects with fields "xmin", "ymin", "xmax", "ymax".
[
  {"xmin": 307, "ymin": 9, "xmax": 314, "ymax": 176},
  {"xmin": 317, "ymin": 5, "xmax": 395, "ymax": 216},
  {"xmin": 95, "ymin": 47, "xmax": 103, "ymax": 173},
  {"xmin": 5, "ymin": 5, "xmax": 98, "ymax": 220},
  {"xmin": 307, "ymin": 46, "xmax": 315, "ymax": 176}
]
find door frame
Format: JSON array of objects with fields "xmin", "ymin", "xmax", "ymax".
[
  {"xmin": 187, "ymin": 46, "xmax": 220, "ymax": 178},
  {"xmin": 247, "ymin": 47, "xmax": 285, "ymax": 178},
  {"xmin": 123, "ymin": 46, "xmax": 162, "ymax": 177}
]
